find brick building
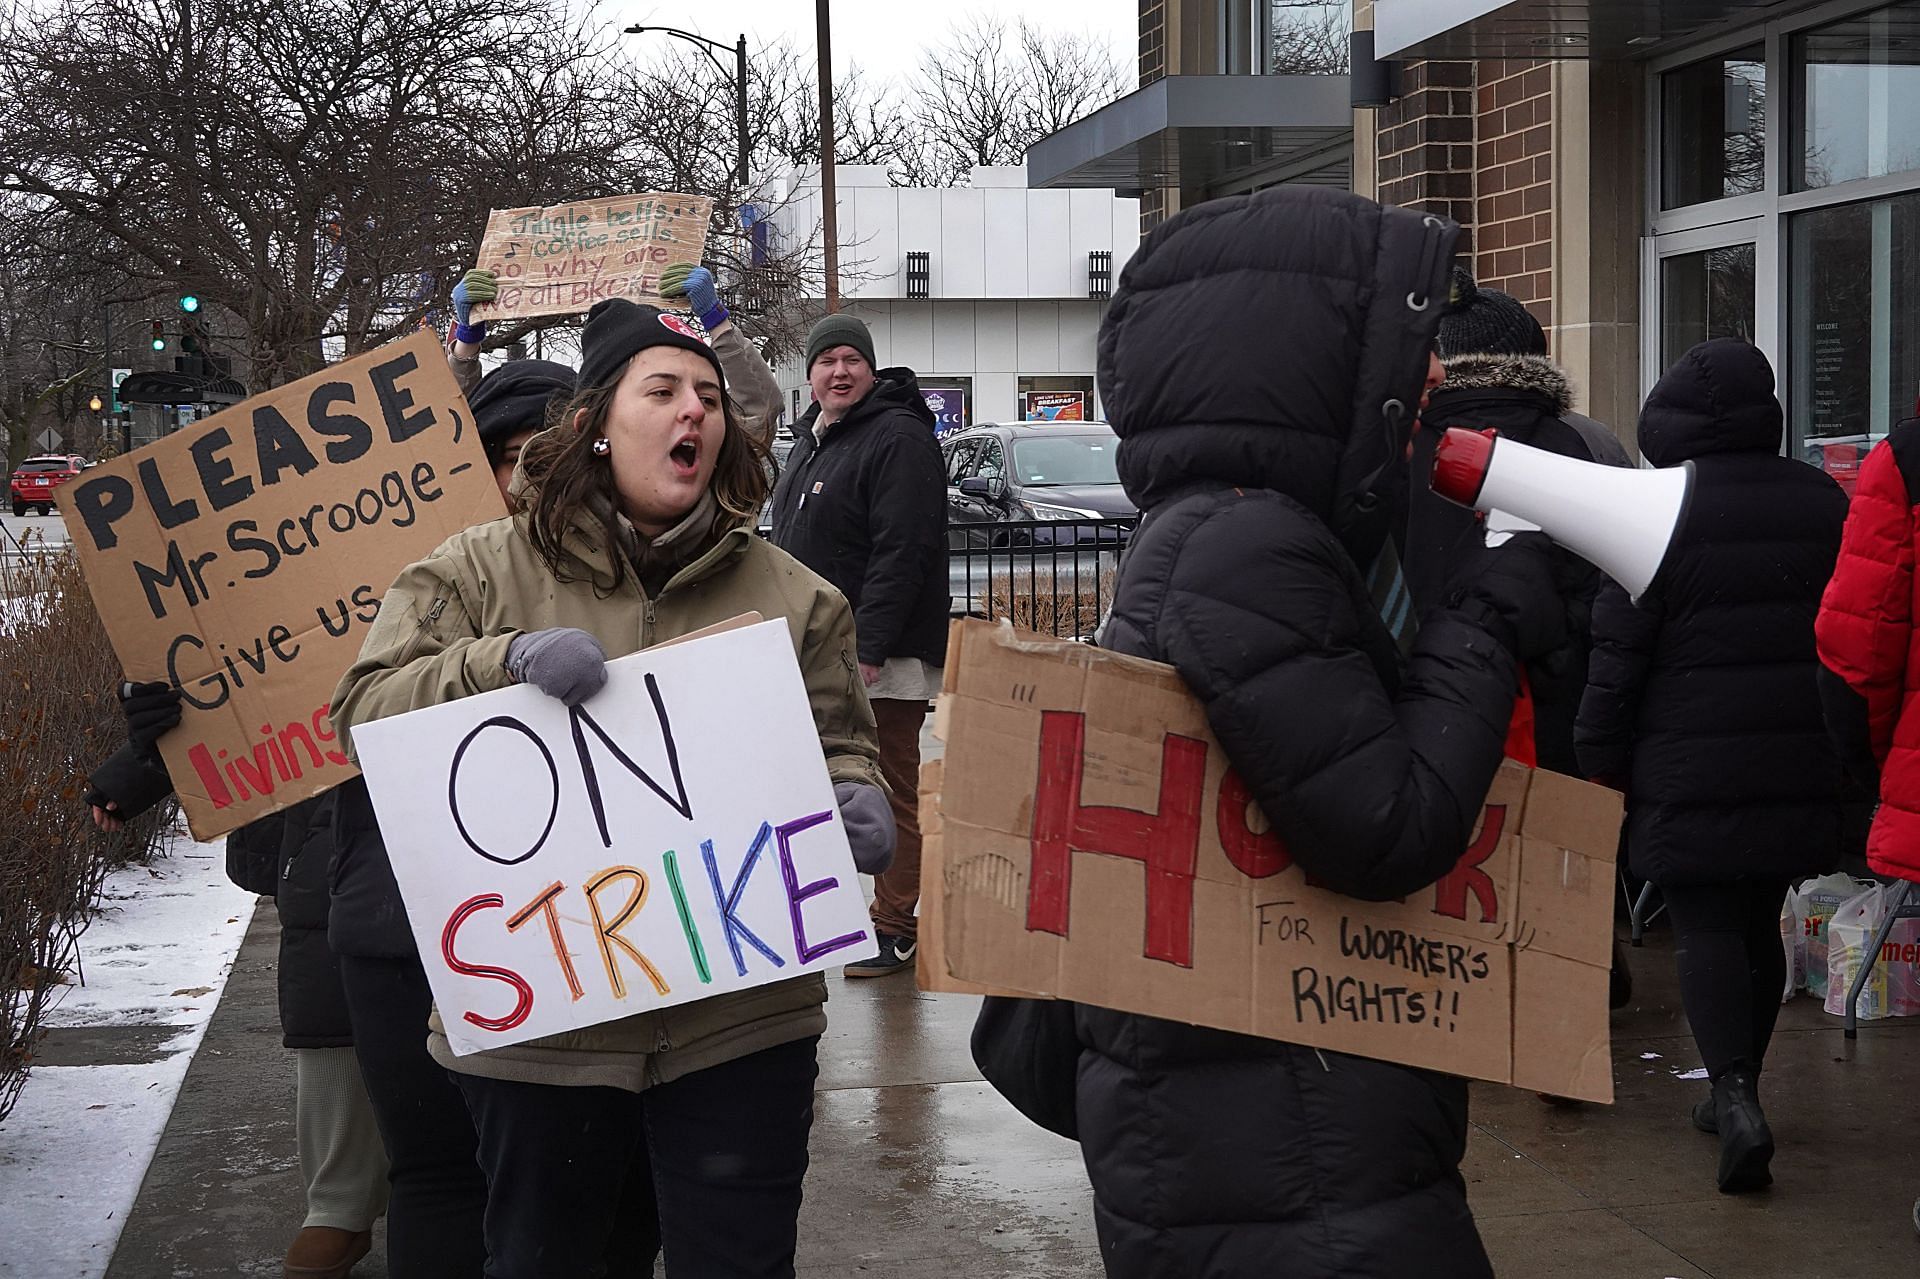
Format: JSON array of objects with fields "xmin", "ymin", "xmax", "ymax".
[{"xmin": 1030, "ymin": 0, "xmax": 1920, "ymax": 478}]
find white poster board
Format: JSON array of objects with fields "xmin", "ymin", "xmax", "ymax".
[{"xmin": 353, "ymin": 619, "xmax": 873, "ymax": 1056}]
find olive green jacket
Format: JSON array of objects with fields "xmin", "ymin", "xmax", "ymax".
[{"xmin": 331, "ymin": 506, "xmax": 882, "ymax": 1091}]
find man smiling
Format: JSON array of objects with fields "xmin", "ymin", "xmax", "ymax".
[{"xmin": 770, "ymin": 313, "xmax": 948, "ymax": 977}]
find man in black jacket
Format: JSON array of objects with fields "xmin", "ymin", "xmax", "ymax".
[
  {"xmin": 1078, "ymin": 187, "xmax": 1566, "ymax": 1277},
  {"xmin": 770, "ymin": 314, "xmax": 948, "ymax": 976}
]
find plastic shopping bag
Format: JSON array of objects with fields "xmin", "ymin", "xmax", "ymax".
[
  {"xmin": 1780, "ymin": 887, "xmax": 1805, "ymax": 1002},
  {"xmin": 1801, "ymin": 873, "xmax": 1873, "ymax": 1001},
  {"xmin": 1823, "ymin": 883, "xmax": 1920, "ymax": 1020}
]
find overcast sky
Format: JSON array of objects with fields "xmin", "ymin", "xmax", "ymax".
[{"xmin": 590, "ymin": 0, "xmax": 1135, "ymax": 81}]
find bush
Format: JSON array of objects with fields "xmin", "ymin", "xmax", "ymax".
[
  {"xmin": 982, "ymin": 567, "xmax": 1116, "ymax": 641},
  {"xmin": 0, "ymin": 540, "xmax": 176, "ymax": 1120}
]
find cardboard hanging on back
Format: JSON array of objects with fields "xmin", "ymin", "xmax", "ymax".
[
  {"xmin": 919, "ymin": 619, "xmax": 1623, "ymax": 1104},
  {"xmin": 57, "ymin": 329, "xmax": 504, "ymax": 839}
]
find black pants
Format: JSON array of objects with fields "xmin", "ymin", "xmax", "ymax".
[
  {"xmin": 1662, "ymin": 879, "xmax": 1790, "ymax": 1082},
  {"xmin": 337, "ymin": 954, "xmax": 489, "ymax": 1279},
  {"xmin": 456, "ymin": 1036, "xmax": 819, "ymax": 1279}
]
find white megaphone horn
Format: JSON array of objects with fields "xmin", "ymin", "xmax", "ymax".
[{"xmin": 1429, "ymin": 427, "xmax": 1693, "ymax": 602}]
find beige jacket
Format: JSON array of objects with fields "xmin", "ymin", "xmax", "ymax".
[
  {"xmin": 332, "ymin": 503, "xmax": 882, "ymax": 1091},
  {"xmin": 445, "ymin": 319, "xmax": 784, "ymax": 444}
]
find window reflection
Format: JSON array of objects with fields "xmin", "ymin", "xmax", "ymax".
[
  {"xmin": 1662, "ymin": 48, "xmax": 1766, "ymax": 208},
  {"xmin": 1661, "ymin": 245, "xmax": 1757, "ymax": 372},
  {"xmin": 1796, "ymin": 1, "xmax": 1920, "ymax": 190}
]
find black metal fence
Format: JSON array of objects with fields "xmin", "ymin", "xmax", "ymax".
[{"xmin": 946, "ymin": 517, "xmax": 1137, "ymax": 641}]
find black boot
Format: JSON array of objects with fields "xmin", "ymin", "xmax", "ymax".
[
  {"xmin": 1712, "ymin": 1070, "xmax": 1774, "ymax": 1193},
  {"xmin": 1691, "ymin": 1095, "xmax": 1716, "ymax": 1134}
]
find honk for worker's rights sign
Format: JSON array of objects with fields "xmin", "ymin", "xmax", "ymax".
[
  {"xmin": 57, "ymin": 330, "xmax": 504, "ymax": 839},
  {"xmin": 921, "ymin": 620, "xmax": 1623, "ymax": 1104},
  {"xmin": 468, "ymin": 192, "xmax": 712, "ymax": 322},
  {"xmin": 350, "ymin": 620, "xmax": 874, "ymax": 1056}
]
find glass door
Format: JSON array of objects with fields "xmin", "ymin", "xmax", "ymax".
[{"xmin": 1643, "ymin": 218, "xmax": 1775, "ymax": 400}]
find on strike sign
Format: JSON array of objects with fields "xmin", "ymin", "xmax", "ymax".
[
  {"xmin": 57, "ymin": 330, "xmax": 503, "ymax": 839},
  {"xmin": 351, "ymin": 620, "xmax": 873, "ymax": 1056}
]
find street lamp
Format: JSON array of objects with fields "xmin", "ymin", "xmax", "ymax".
[
  {"xmin": 89, "ymin": 395, "xmax": 103, "ymax": 412},
  {"xmin": 624, "ymin": 25, "xmax": 749, "ymax": 185}
]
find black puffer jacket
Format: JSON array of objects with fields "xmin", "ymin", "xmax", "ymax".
[
  {"xmin": 768, "ymin": 371, "xmax": 950, "ymax": 668},
  {"xmin": 1575, "ymin": 338, "xmax": 1846, "ymax": 886},
  {"xmin": 275, "ymin": 794, "xmax": 353, "ymax": 1048},
  {"xmin": 1080, "ymin": 187, "xmax": 1515, "ymax": 1279},
  {"xmin": 327, "ymin": 775, "xmax": 417, "ymax": 960},
  {"xmin": 1405, "ymin": 353, "xmax": 1613, "ymax": 776}
]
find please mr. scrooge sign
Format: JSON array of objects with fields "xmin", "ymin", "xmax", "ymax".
[
  {"xmin": 351, "ymin": 620, "xmax": 874, "ymax": 1055},
  {"xmin": 58, "ymin": 330, "xmax": 503, "ymax": 839}
]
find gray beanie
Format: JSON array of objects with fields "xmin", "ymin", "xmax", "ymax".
[{"xmin": 805, "ymin": 313, "xmax": 877, "ymax": 372}]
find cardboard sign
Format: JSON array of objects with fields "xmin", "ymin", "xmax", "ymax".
[
  {"xmin": 57, "ymin": 330, "xmax": 504, "ymax": 840},
  {"xmin": 351, "ymin": 620, "xmax": 874, "ymax": 1056},
  {"xmin": 468, "ymin": 193, "xmax": 713, "ymax": 321},
  {"xmin": 921, "ymin": 620, "xmax": 1622, "ymax": 1103}
]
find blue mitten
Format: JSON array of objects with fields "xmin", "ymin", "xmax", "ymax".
[
  {"xmin": 835, "ymin": 780, "xmax": 896, "ymax": 875},
  {"xmin": 451, "ymin": 268, "xmax": 498, "ymax": 345},
  {"xmin": 660, "ymin": 263, "xmax": 728, "ymax": 332},
  {"xmin": 505, "ymin": 628, "xmax": 608, "ymax": 705}
]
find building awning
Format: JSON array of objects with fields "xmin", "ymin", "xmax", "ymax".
[
  {"xmin": 1375, "ymin": 0, "xmax": 1799, "ymax": 60},
  {"xmin": 118, "ymin": 370, "xmax": 249, "ymax": 406},
  {"xmin": 1026, "ymin": 75, "xmax": 1353, "ymax": 196}
]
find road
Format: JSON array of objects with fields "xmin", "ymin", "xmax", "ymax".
[{"xmin": 1, "ymin": 506, "xmax": 71, "ymax": 552}]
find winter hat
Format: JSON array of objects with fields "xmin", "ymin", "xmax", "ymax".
[
  {"xmin": 576, "ymin": 300, "xmax": 726, "ymax": 396},
  {"xmin": 805, "ymin": 313, "xmax": 877, "ymax": 372},
  {"xmin": 1436, "ymin": 265, "xmax": 1546, "ymax": 359},
  {"xmin": 468, "ymin": 359, "xmax": 576, "ymax": 456}
]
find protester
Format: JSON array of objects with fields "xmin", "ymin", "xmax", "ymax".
[
  {"xmin": 332, "ymin": 298, "xmax": 892, "ymax": 1276},
  {"xmin": 1812, "ymin": 393, "xmax": 1920, "ymax": 1234},
  {"xmin": 446, "ymin": 262, "xmax": 782, "ymax": 445},
  {"xmin": 768, "ymin": 313, "xmax": 948, "ymax": 977},
  {"xmin": 1066, "ymin": 186, "xmax": 1564, "ymax": 1277},
  {"xmin": 1576, "ymin": 337, "xmax": 1846, "ymax": 1194},
  {"xmin": 85, "ymin": 691, "xmax": 388, "ymax": 1279}
]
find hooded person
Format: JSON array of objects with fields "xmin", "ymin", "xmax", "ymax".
[
  {"xmin": 333, "ymin": 299, "xmax": 892, "ymax": 1278},
  {"xmin": 1576, "ymin": 337, "xmax": 1846, "ymax": 1194},
  {"xmin": 1063, "ymin": 186, "xmax": 1568, "ymax": 1277}
]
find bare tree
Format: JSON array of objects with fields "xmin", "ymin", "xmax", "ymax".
[{"xmin": 1271, "ymin": 1, "xmax": 1351, "ymax": 75}]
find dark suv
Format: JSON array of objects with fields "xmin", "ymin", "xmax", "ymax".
[{"xmin": 941, "ymin": 423, "xmax": 1135, "ymax": 537}]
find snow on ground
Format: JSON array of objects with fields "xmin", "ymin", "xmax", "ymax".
[{"xmin": 0, "ymin": 833, "xmax": 256, "ymax": 1279}]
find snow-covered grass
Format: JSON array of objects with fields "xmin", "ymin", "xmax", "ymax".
[{"xmin": 0, "ymin": 835, "xmax": 256, "ymax": 1279}]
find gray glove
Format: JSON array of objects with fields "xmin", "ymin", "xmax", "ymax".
[
  {"xmin": 835, "ymin": 781, "xmax": 896, "ymax": 875},
  {"xmin": 505, "ymin": 628, "xmax": 608, "ymax": 706}
]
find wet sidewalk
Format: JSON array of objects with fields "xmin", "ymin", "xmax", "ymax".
[{"xmin": 101, "ymin": 909, "xmax": 1920, "ymax": 1278}]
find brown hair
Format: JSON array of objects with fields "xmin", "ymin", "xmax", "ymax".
[{"xmin": 519, "ymin": 358, "xmax": 773, "ymax": 593}]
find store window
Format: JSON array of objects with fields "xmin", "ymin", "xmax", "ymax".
[
  {"xmin": 1661, "ymin": 47, "xmax": 1766, "ymax": 209},
  {"xmin": 1018, "ymin": 375, "xmax": 1097, "ymax": 422},
  {"xmin": 1794, "ymin": 2, "xmax": 1920, "ymax": 192},
  {"xmin": 1792, "ymin": 191, "xmax": 1920, "ymax": 483},
  {"xmin": 1659, "ymin": 244, "xmax": 1756, "ymax": 371},
  {"xmin": 918, "ymin": 376, "xmax": 973, "ymax": 439}
]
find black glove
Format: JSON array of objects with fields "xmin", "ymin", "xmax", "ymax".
[
  {"xmin": 1447, "ymin": 530, "xmax": 1568, "ymax": 661},
  {"xmin": 119, "ymin": 680, "xmax": 182, "ymax": 749}
]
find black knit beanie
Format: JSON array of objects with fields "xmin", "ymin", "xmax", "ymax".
[
  {"xmin": 469, "ymin": 359, "xmax": 576, "ymax": 457},
  {"xmin": 577, "ymin": 300, "xmax": 726, "ymax": 395},
  {"xmin": 805, "ymin": 313, "xmax": 877, "ymax": 372},
  {"xmin": 1436, "ymin": 265, "xmax": 1546, "ymax": 359}
]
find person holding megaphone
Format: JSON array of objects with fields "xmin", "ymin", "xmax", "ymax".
[{"xmin": 1572, "ymin": 337, "xmax": 1847, "ymax": 1194}]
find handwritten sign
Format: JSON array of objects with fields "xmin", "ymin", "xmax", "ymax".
[
  {"xmin": 921, "ymin": 620, "xmax": 1622, "ymax": 1103},
  {"xmin": 57, "ymin": 330, "xmax": 504, "ymax": 840},
  {"xmin": 351, "ymin": 620, "xmax": 874, "ymax": 1056},
  {"xmin": 468, "ymin": 193, "xmax": 714, "ymax": 322}
]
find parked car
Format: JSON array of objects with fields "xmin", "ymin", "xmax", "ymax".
[
  {"xmin": 940, "ymin": 424, "xmax": 1136, "ymax": 630},
  {"xmin": 10, "ymin": 454, "xmax": 88, "ymax": 516}
]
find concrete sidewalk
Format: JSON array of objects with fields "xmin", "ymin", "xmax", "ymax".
[{"xmin": 103, "ymin": 908, "xmax": 1920, "ymax": 1278}]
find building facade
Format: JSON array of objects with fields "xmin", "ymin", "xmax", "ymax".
[
  {"xmin": 763, "ymin": 166, "xmax": 1139, "ymax": 432},
  {"xmin": 1030, "ymin": 0, "xmax": 1920, "ymax": 484}
]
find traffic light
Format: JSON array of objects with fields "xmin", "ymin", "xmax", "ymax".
[
  {"xmin": 150, "ymin": 320, "xmax": 165, "ymax": 351},
  {"xmin": 179, "ymin": 293, "xmax": 200, "ymax": 314}
]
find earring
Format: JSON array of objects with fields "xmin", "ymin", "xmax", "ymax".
[{"xmin": 591, "ymin": 437, "xmax": 611, "ymax": 456}]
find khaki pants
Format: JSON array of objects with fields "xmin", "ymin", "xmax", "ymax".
[
  {"xmin": 869, "ymin": 698, "xmax": 926, "ymax": 940},
  {"xmin": 296, "ymin": 1046, "xmax": 389, "ymax": 1231}
]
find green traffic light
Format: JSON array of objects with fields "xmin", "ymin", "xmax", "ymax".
[
  {"xmin": 151, "ymin": 337, "xmax": 166, "ymax": 350},
  {"xmin": 179, "ymin": 294, "xmax": 201, "ymax": 313}
]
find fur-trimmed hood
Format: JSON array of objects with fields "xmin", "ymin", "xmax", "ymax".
[{"xmin": 1436, "ymin": 352, "xmax": 1573, "ymax": 416}]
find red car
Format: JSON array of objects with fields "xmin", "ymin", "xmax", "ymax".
[{"xmin": 10, "ymin": 454, "xmax": 88, "ymax": 516}]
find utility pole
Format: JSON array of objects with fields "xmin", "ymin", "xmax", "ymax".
[
  {"xmin": 816, "ymin": 0, "xmax": 840, "ymax": 313},
  {"xmin": 734, "ymin": 34, "xmax": 750, "ymax": 186}
]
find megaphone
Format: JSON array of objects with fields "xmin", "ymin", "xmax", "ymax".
[{"xmin": 1430, "ymin": 428, "xmax": 1692, "ymax": 602}]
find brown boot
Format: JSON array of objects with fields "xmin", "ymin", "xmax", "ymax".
[{"xmin": 283, "ymin": 1226, "xmax": 372, "ymax": 1278}]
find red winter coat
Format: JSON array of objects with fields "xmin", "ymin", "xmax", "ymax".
[{"xmin": 1815, "ymin": 418, "xmax": 1920, "ymax": 881}]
